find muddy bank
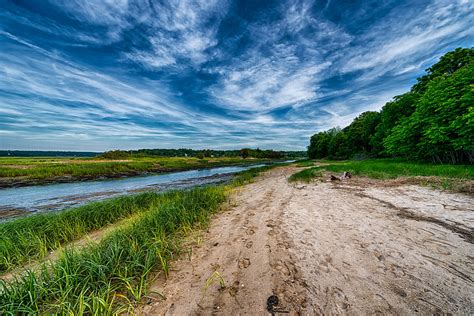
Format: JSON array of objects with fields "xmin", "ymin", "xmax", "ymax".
[
  {"xmin": 0, "ymin": 165, "xmax": 245, "ymax": 189},
  {"xmin": 141, "ymin": 166, "xmax": 474, "ymax": 315}
]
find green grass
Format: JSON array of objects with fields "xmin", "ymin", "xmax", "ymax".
[
  {"xmin": 0, "ymin": 156, "xmax": 268, "ymax": 183},
  {"xmin": 322, "ymin": 159, "xmax": 473, "ymax": 179},
  {"xmin": 288, "ymin": 167, "xmax": 323, "ymax": 182},
  {"xmin": 0, "ymin": 192, "xmax": 179, "ymax": 273},
  {"xmin": 0, "ymin": 187, "xmax": 227, "ymax": 314},
  {"xmin": 293, "ymin": 159, "xmax": 315, "ymax": 167},
  {"xmin": 0, "ymin": 164, "xmax": 275, "ymax": 314},
  {"xmin": 289, "ymin": 159, "xmax": 474, "ymax": 190},
  {"xmin": 229, "ymin": 165, "xmax": 273, "ymax": 186}
]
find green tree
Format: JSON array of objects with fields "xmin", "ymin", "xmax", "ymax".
[
  {"xmin": 385, "ymin": 63, "xmax": 474, "ymax": 163},
  {"xmin": 240, "ymin": 148, "xmax": 250, "ymax": 159},
  {"xmin": 328, "ymin": 131, "xmax": 350, "ymax": 159},
  {"xmin": 345, "ymin": 111, "xmax": 381, "ymax": 155},
  {"xmin": 371, "ymin": 92, "xmax": 418, "ymax": 155},
  {"xmin": 306, "ymin": 47, "xmax": 473, "ymax": 164},
  {"xmin": 308, "ymin": 128, "xmax": 339, "ymax": 159},
  {"xmin": 413, "ymin": 47, "xmax": 474, "ymax": 93}
]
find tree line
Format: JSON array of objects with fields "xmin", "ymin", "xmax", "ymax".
[
  {"xmin": 308, "ymin": 47, "xmax": 473, "ymax": 164},
  {"xmin": 99, "ymin": 148, "xmax": 305, "ymax": 159}
]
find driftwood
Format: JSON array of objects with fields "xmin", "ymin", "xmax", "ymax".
[{"xmin": 330, "ymin": 172, "xmax": 352, "ymax": 181}]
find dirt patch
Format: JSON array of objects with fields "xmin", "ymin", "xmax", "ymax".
[{"xmin": 140, "ymin": 166, "xmax": 473, "ymax": 315}]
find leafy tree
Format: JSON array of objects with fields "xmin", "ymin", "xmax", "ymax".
[
  {"xmin": 413, "ymin": 48, "xmax": 474, "ymax": 93},
  {"xmin": 308, "ymin": 128, "xmax": 339, "ymax": 159},
  {"xmin": 385, "ymin": 63, "xmax": 474, "ymax": 163},
  {"xmin": 98, "ymin": 150, "xmax": 130, "ymax": 159},
  {"xmin": 328, "ymin": 131, "xmax": 350, "ymax": 159},
  {"xmin": 370, "ymin": 92, "xmax": 418, "ymax": 155},
  {"xmin": 307, "ymin": 47, "xmax": 473, "ymax": 164},
  {"xmin": 345, "ymin": 111, "xmax": 381, "ymax": 155},
  {"xmin": 240, "ymin": 148, "xmax": 250, "ymax": 159}
]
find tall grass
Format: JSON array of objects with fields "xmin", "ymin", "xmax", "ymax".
[
  {"xmin": 0, "ymin": 192, "xmax": 181, "ymax": 273},
  {"xmin": 230, "ymin": 165, "xmax": 274, "ymax": 186},
  {"xmin": 288, "ymin": 168, "xmax": 323, "ymax": 182},
  {"xmin": 321, "ymin": 159, "xmax": 473, "ymax": 179},
  {"xmin": 0, "ymin": 187, "xmax": 227, "ymax": 314}
]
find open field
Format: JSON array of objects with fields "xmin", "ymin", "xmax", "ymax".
[
  {"xmin": 289, "ymin": 159, "xmax": 474, "ymax": 193},
  {"xmin": 0, "ymin": 156, "xmax": 269, "ymax": 188}
]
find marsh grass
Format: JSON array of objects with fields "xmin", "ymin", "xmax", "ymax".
[
  {"xmin": 320, "ymin": 159, "xmax": 473, "ymax": 179},
  {"xmin": 0, "ymin": 164, "xmax": 274, "ymax": 314},
  {"xmin": 0, "ymin": 187, "xmax": 227, "ymax": 314},
  {"xmin": 0, "ymin": 156, "xmax": 267, "ymax": 181},
  {"xmin": 0, "ymin": 192, "xmax": 170, "ymax": 273}
]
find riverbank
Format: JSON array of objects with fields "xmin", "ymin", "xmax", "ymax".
[
  {"xmin": 142, "ymin": 165, "xmax": 473, "ymax": 314},
  {"xmin": 0, "ymin": 166, "xmax": 275, "ymax": 314},
  {"xmin": 0, "ymin": 164, "xmax": 275, "ymax": 222},
  {"xmin": 0, "ymin": 156, "xmax": 270, "ymax": 188}
]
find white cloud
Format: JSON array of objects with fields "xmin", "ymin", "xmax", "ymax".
[{"xmin": 341, "ymin": 0, "xmax": 474, "ymax": 77}]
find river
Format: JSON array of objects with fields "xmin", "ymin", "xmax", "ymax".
[{"xmin": 0, "ymin": 164, "xmax": 267, "ymax": 220}]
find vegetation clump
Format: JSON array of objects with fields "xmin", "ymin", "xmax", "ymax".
[{"xmin": 0, "ymin": 192, "xmax": 174, "ymax": 273}]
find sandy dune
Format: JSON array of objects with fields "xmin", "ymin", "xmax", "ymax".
[{"xmin": 143, "ymin": 166, "xmax": 473, "ymax": 315}]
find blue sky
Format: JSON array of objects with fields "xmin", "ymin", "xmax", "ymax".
[{"xmin": 0, "ymin": 0, "xmax": 473, "ymax": 151}]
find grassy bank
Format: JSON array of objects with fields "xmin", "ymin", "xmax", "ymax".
[
  {"xmin": 0, "ymin": 156, "xmax": 268, "ymax": 187},
  {"xmin": 0, "ymin": 187, "xmax": 227, "ymax": 314},
  {"xmin": 0, "ymin": 192, "xmax": 177, "ymax": 273},
  {"xmin": 0, "ymin": 164, "xmax": 275, "ymax": 314},
  {"xmin": 0, "ymin": 163, "xmax": 276, "ymax": 274},
  {"xmin": 289, "ymin": 159, "xmax": 473, "ymax": 191}
]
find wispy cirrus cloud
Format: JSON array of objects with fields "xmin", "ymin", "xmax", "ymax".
[{"xmin": 0, "ymin": 0, "xmax": 472, "ymax": 151}]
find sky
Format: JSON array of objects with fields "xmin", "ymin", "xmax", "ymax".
[{"xmin": 0, "ymin": 0, "xmax": 473, "ymax": 151}]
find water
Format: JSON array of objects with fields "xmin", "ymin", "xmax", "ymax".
[{"xmin": 0, "ymin": 164, "xmax": 266, "ymax": 219}]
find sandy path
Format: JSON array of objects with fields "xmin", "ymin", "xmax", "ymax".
[{"xmin": 143, "ymin": 166, "xmax": 473, "ymax": 315}]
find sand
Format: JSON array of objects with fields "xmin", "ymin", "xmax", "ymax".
[{"xmin": 141, "ymin": 166, "xmax": 473, "ymax": 314}]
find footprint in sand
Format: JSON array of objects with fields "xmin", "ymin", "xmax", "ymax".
[
  {"xmin": 238, "ymin": 258, "xmax": 251, "ymax": 269},
  {"xmin": 273, "ymin": 260, "xmax": 291, "ymax": 276},
  {"xmin": 246, "ymin": 227, "xmax": 255, "ymax": 235}
]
